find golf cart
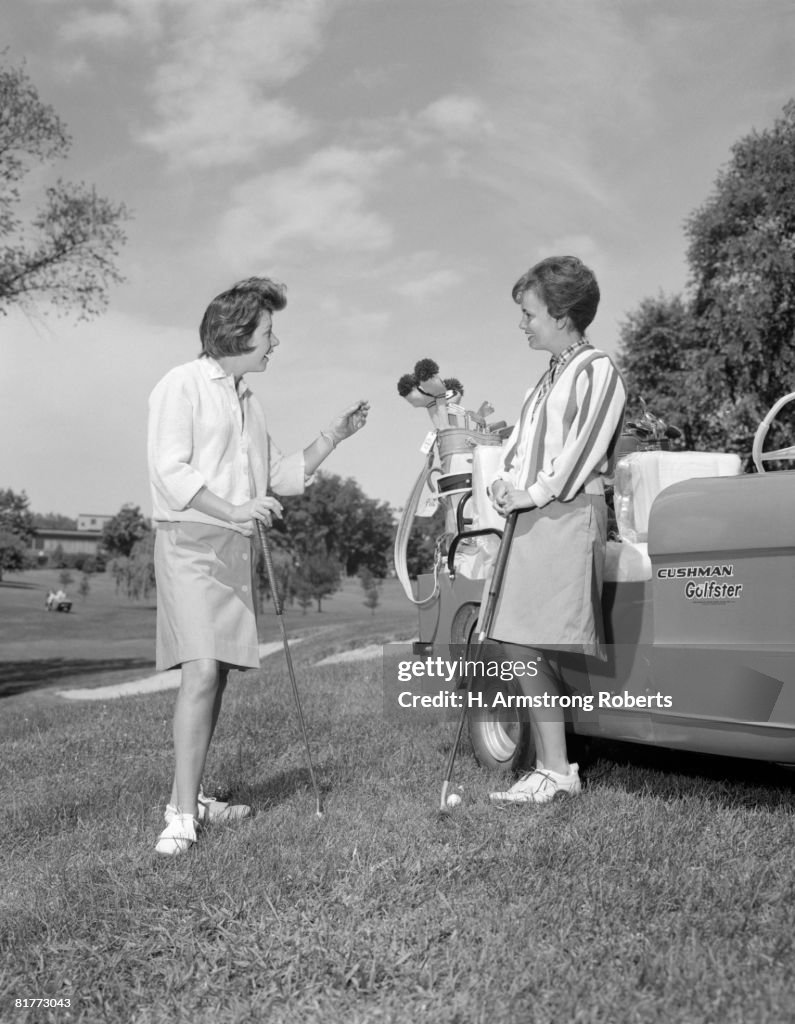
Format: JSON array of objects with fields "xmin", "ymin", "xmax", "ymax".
[
  {"xmin": 46, "ymin": 590, "xmax": 72, "ymax": 613},
  {"xmin": 396, "ymin": 392, "xmax": 795, "ymax": 770}
]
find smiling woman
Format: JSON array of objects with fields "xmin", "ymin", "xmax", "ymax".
[
  {"xmin": 147, "ymin": 275, "xmax": 370, "ymax": 856},
  {"xmin": 486, "ymin": 256, "xmax": 626, "ymax": 806}
]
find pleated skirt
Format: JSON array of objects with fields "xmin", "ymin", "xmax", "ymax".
[
  {"xmin": 486, "ymin": 492, "xmax": 608, "ymax": 658},
  {"xmin": 154, "ymin": 521, "xmax": 259, "ymax": 671}
]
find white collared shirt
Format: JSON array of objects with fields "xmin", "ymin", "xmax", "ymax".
[{"xmin": 148, "ymin": 357, "xmax": 306, "ymax": 534}]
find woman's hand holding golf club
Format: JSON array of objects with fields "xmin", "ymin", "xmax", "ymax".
[
  {"xmin": 187, "ymin": 486, "xmax": 283, "ymax": 529},
  {"xmin": 490, "ymin": 479, "xmax": 535, "ymax": 516},
  {"xmin": 231, "ymin": 495, "xmax": 283, "ymax": 528}
]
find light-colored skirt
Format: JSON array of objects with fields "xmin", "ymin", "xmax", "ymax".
[
  {"xmin": 486, "ymin": 493, "xmax": 607, "ymax": 658},
  {"xmin": 154, "ymin": 522, "xmax": 259, "ymax": 671}
]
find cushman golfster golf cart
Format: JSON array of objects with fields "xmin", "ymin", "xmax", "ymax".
[{"xmin": 395, "ymin": 391, "xmax": 795, "ymax": 770}]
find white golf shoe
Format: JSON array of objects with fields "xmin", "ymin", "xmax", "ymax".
[
  {"xmin": 490, "ymin": 763, "xmax": 581, "ymax": 805},
  {"xmin": 155, "ymin": 813, "xmax": 199, "ymax": 856},
  {"xmin": 164, "ymin": 790, "xmax": 251, "ymax": 826}
]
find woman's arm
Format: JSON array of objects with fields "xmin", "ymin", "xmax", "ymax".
[
  {"xmin": 526, "ymin": 358, "xmax": 625, "ymax": 507},
  {"xmin": 490, "ymin": 357, "xmax": 625, "ymax": 515},
  {"xmin": 302, "ymin": 399, "xmax": 370, "ymax": 476},
  {"xmin": 148, "ymin": 377, "xmax": 208, "ymax": 511},
  {"xmin": 187, "ymin": 488, "xmax": 283, "ymax": 526}
]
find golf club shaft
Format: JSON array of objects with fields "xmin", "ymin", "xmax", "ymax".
[
  {"xmin": 439, "ymin": 510, "xmax": 519, "ymax": 811},
  {"xmin": 256, "ymin": 519, "xmax": 324, "ymax": 817}
]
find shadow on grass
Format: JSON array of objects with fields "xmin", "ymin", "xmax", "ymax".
[
  {"xmin": 0, "ymin": 657, "xmax": 156, "ymax": 698},
  {"xmin": 577, "ymin": 735, "xmax": 795, "ymax": 808},
  {"xmin": 246, "ymin": 765, "xmax": 332, "ymax": 811},
  {"xmin": 0, "ymin": 580, "xmax": 40, "ymax": 590}
]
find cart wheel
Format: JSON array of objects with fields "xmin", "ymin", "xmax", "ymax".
[
  {"xmin": 452, "ymin": 602, "xmax": 535, "ymax": 770},
  {"xmin": 468, "ymin": 676, "xmax": 535, "ymax": 771}
]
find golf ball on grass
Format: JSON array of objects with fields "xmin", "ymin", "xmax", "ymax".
[{"xmin": 446, "ymin": 793, "xmax": 462, "ymax": 807}]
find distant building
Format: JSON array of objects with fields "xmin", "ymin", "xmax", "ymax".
[
  {"xmin": 77, "ymin": 514, "xmax": 114, "ymax": 533},
  {"xmin": 32, "ymin": 513, "xmax": 113, "ymax": 556}
]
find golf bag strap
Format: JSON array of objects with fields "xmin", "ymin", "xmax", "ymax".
[{"xmin": 394, "ymin": 449, "xmax": 441, "ymax": 606}]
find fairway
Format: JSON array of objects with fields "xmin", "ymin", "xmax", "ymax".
[
  {"xmin": 2, "ymin": 574, "xmax": 795, "ymax": 1022},
  {"xmin": 0, "ymin": 569, "xmax": 416, "ymax": 697}
]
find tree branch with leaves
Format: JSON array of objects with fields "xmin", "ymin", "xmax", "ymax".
[{"xmin": 0, "ymin": 60, "xmax": 130, "ymax": 319}]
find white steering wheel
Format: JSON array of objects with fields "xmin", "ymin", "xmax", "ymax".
[{"xmin": 752, "ymin": 392, "xmax": 795, "ymax": 473}]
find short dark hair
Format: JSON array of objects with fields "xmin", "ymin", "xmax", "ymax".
[
  {"xmin": 199, "ymin": 277, "xmax": 287, "ymax": 358},
  {"xmin": 512, "ymin": 256, "xmax": 600, "ymax": 334}
]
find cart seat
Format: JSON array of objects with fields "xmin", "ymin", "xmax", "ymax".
[{"xmin": 614, "ymin": 450, "xmax": 742, "ymax": 545}]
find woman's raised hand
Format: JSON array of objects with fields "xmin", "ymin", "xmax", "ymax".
[{"xmin": 326, "ymin": 400, "xmax": 370, "ymax": 444}]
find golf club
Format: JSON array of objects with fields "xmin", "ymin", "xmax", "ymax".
[
  {"xmin": 256, "ymin": 518, "xmax": 324, "ymax": 818},
  {"xmin": 439, "ymin": 509, "xmax": 519, "ymax": 813}
]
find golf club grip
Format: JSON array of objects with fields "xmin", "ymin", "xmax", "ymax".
[{"xmin": 255, "ymin": 520, "xmax": 283, "ymax": 615}]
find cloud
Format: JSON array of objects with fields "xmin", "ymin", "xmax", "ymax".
[
  {"xmin": 60, "ymin": 10, "xmax": 132, "ymax": 42},
  {"xmin": 135, "ymin": 0, "xmax": 335, "ymax": 166},
  {"xmin": 416, "ymin": 95, "xmax": 494, "ymax": 139},
  {"xmin": 141, "ymin": 89, "xmax": 310, "ymax": 167},
  {"xmin": 53, "ymin": 0, "xmax": 167, "ymax": 44},
  {"xmin": 217, "ymin": 146, "xmax": 398, "ymax": 263},
  {"xmin": 47, "ymin": 1, "xmax": 334, "ymax": 166},
  {"xmin": 549, "ymin": 233, "xmax": 603, "ymax": 261},
  {"xmin": 394, "ymin": 268, "xmax": 463, "ymax": 300}
]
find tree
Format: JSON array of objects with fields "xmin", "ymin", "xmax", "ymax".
[
  {"xmin": 683, "ymin": 100, "xmax": 795, "ymax": 453},
  {"xmin": 0, "ymin": 60, "xmax": 129, "ymax": 318},
  {"xmin": 126, "ymin": 532, "xmax": 156, "ymax": 601},
  {"xmin": 292, "ymin": 550, "xmax": 342, "ymax": 612},
  {"xmin": 280, "ymin": 472, "xmax": 395, "ymax": 578},
  {"xmin": 404, "ymin": 504, "xmax": 445, "ymax": 578},
  {"xmin": 0, "ymin": 487, "xmax": 35, "ymax": 542},
  {"xmin": 616, "ymin": 294, "xmax": 698, "ymax": 447},
  {"xmin": 33, "ymin": 512, "xmax": 77, "ymax": 530},
  {"xmin": 618, "ymin": 100, "xmax": 795, "ymax": 457},
  {"xmin": 102, "ymin": 504, "xmax": 150, "ymax": 558},
  {"xmin": 0, "ymin": 528, "xmax": 29, "ymax": 581},
  {"xmin": 108, "ymin": 556, "xmax": 128, "ymax": 595},
  {"xmin": 335, "ymin": 479, "xmax": 394, "ymax": 578},
  {"xmin": 255, "ymin": 544, "xmax": 293, "ymax": 612},
  {"xmin": 106, "ymin": 534, "xmax": 155, "ymax": 601},
  {"xmin": 359, "ymin": 566, "xmax": 381, "ymax": 615},
  {"xmin": 0, "ymin": 488, "xmax": 35, "ymax": 581},
  {"xmin": 291, "ymin": 573, "xmax": 314, "ymax": 615}
]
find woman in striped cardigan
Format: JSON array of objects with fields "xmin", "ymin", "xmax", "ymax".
[{"xmin": 488, "ymin": 256, "xmax": 626, "ymax": 805}]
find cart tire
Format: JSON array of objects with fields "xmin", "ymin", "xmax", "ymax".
[
  {"xmin": 468, "ymin": 676, "xmax": 535, "ymax": 771},
  {"xmin": 451, "ymin": 602, "xmax": 535, "ymax": 770}
]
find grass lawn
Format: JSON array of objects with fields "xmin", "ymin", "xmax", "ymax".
[
  {"xmin": 0, "ymin": 569, "xmax": 416, "ymax": 697},
  {"xmin": 1, "ymin": 574, "xmax": 794, "ymax": 1022}
]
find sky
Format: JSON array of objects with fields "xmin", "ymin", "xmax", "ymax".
[{"xmin": 1, "ymin": 0, "xmax": 793, "ymax": 520}]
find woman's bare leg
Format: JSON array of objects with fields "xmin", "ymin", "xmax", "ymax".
[
  {"xmin": 168, "ymin": 659, "xmax": 224, "ymax": 816},
  {"xmin": 503, "ymin": 644, "xmax": 571, "ymax": 775}
]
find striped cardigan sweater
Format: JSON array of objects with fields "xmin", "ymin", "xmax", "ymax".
[{"xmin": 497, "ymin": 347, "xmax": 626, "ymax": 508}]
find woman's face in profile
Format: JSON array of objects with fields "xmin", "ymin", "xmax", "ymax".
[
  {"xmin": 241, "ymin": 312, "xmax": 280, "ymax": 373},
  {"xmin": 518, "ymin": 288, "xmax": 559, "ymax": 354}
]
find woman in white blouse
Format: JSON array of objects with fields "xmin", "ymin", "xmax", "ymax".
[
  {"xmin": 148, "ymin": 277, "xmax": 368, "ymax": 855},
  {"xmin": 487, "ymin": 257, "xmax": 626, "ymax": 805}
]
